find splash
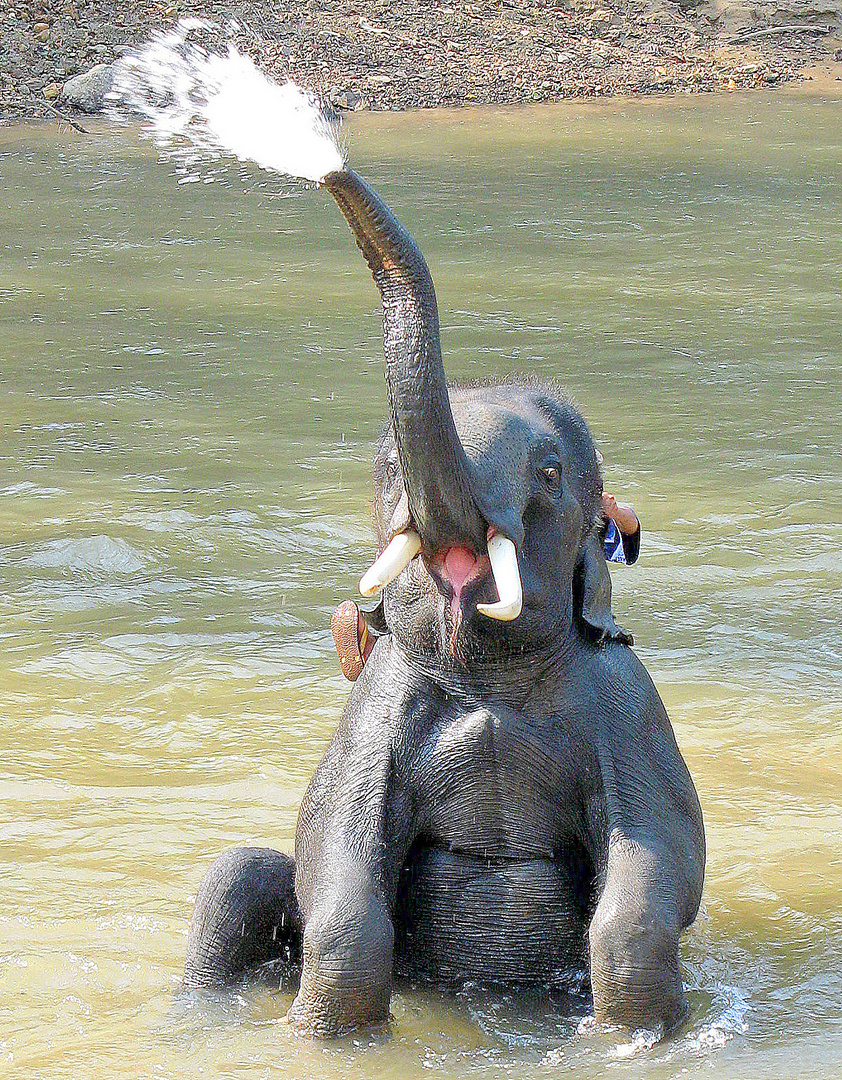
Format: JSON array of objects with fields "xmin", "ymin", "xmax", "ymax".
[
  {"xmin": 111, "ymin": 20, "xmax": 346, "ymax": 183},
  {"xmin": 684, "ymin": 981, "xmax": 751, "ymax": 1053}
]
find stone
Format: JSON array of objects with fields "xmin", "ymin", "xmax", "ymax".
[
  {"xmin": 60, "ymin": 62, "xmax": 114, "ymax": 112},
  {"xmin": 589, "ymin": 8, "xmax": 616, "ymax": 32},
  {"xmin": 333, "ymin": 88, "xmax": 363, "ymax": 109}
]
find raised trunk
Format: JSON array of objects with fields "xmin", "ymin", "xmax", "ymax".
[{"xmin": 322, "ymin": 168, "xmax": 487, "ymax": 555}]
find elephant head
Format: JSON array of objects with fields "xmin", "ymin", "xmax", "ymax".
[{"xmin": 322, "ymin": 170, "xmax": 631, "ymax": 664}]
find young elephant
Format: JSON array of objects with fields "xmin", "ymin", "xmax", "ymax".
[{"xmin": 183, "ymin": 166, "xmax": 705, "ymax": 1039}]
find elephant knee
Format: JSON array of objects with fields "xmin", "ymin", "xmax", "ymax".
[
  {"xmin": 588, "ymin": 902, "xmax": 685, "ymax": 1033},
  {"xmin": 184, "ymin": 847, "xmax": 301, "ymax": 989},
  {"xmin": 289, "ymin": 886, "xmax": 394, "ymax": 1037}
]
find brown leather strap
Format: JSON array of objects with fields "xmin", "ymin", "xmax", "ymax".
[{"xmin": 331, "ymin": 600, "xmax": 375, "ymax": 681}]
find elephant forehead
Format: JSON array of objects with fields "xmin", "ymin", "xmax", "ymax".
[{"xmin": 450, "ymin": 400, "xmax": 557, "ymax": 464}]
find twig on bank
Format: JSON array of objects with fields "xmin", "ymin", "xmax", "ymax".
[
  {"xmin": 9, "ymin": 89, "xmax": 97, "ymax": 134},
  {"xmin": 728, "ymin": 23, "xmax": 831, "ymax": 43},
  {"xmin": 38, "ymin": 97, "xmax": 94, "ymax": 134}
]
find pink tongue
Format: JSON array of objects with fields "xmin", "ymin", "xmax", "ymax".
[{"xmin": 443, "ymin": 546, "xmax": 477, "ymax": 591}]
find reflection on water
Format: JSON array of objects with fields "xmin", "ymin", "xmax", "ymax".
[{"xmin": 1, "ymin": 90, "xmax": 841, "ymax": 1079}]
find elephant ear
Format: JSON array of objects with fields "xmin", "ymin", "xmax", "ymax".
[{"xmin": 573, "ymin": 531, "xmax": 634, "ymax": 646}]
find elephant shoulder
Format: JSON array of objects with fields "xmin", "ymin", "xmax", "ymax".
[
  {"xmin": 299, "ymin": 637, "xmax": 437, "ymax": 823},
  {"xmin": 341, "ymin": 635, "xmax": 443, "ymax": 746},
  {"xmin": 582, "ymin": 638, "xmax": 670, "ymax": 731},
  {"xmin": 581, "ymin": 642, "xmax": 704, "ymax": 847}
]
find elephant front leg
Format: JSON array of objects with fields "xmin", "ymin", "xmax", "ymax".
[
  {"xmin": 588, "ymin": 834, "xmax": 694, "ymax": 1035},
  {"xmin": 183, "ymin": 847, "xmax": 302, "ymax": 989},
  {"xmin": 287, "ymin": 862, "xmax": 394, "ymax": 1038}
]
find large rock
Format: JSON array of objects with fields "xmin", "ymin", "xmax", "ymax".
[
  {"xmin": 753, "ymin": 0, "xmax": 842, "ymax": 23},
  {"xmin": 60, "ymin": 63, "xmax": 115, "ymax": 114},
  {"xmin": 696, "ymin": 0, "xmax": 842, "ymax": 26}
]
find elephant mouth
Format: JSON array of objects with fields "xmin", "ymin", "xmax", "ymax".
[
  {"xmin": 427, "ymin": 546, "xmax": 492, "ymax": 620},
  {"xmin": 360, "ymin": 528, "xmax": 523, "ymax": 627},
  {"xmin": 425, "ymin": 545, "xmax": 492, "ymax": 658}
]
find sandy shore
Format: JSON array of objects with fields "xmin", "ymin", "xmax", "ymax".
[{"xmin": 1, "ymin": 0, "xmax": 841, "ymax": 124}]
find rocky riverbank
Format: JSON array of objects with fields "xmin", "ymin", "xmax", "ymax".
[{"xmin": 2, "ymin": 0, "xmax": 841, "ymax": 124}]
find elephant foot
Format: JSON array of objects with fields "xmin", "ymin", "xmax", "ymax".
[
  {"xmin": 589, "ymin": 900, "xmax": 687, "ymax": 1036},
  {"xmin": 287, "ymin": 868, "xmax": 394, "ymax": 1037},
  {"xmin": 183, "ymin": 847, "xmax": 303, "ymax": 989}
]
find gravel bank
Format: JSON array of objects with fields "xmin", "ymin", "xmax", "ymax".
[{"xmin": 1, "ymin": 0, "xmax": 841, "ymax": 124}]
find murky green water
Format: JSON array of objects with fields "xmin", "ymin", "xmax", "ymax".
[{"xmin": 1, "ymin": 90, "xmax": 841, "ymax": 1079}]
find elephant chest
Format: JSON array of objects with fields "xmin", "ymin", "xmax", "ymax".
[
  {"xmin": 394, "ymin": 703, "xmax": 594, "ymax": 988},
  {"xmin": 409, "ymin": 703, "xmax": 589, "ymax": 859}
]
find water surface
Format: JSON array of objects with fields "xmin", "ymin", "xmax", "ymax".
[{"xmin": 1, "ymin": 90, "xmax": 841, "ymax": 1079}]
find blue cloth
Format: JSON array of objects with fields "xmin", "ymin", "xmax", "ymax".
[
  {"xmin": 601, "ymin": 517, "xmax": 641, "ymax": 566},
  {"xmin": 603, "ymin": 519, "xmax": 627, "ymax": 564}
]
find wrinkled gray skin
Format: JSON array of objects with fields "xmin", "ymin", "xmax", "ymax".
[{"xmin": 183, "ymin": 168, "xmax": 705, "ymax": 1039}]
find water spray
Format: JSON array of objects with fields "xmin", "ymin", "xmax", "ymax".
[{"xmin": 112, "ymin": 20, "xmax": 347, "ymax": 183}]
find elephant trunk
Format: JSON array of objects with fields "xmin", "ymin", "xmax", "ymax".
[{"xmin": 322, "ymin": 169, "xmax": 488, "ymax": 556}]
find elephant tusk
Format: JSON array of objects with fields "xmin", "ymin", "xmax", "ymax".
[
  {"xmin": 477, "ymin": 533, "xmax": 523, "ymax": 622},
  {"xmin": 359, "ymin": 529, "xmax": 422, "ymax": 598}
]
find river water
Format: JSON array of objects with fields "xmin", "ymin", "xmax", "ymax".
[{"xmin": 1, "ymin": 89, "xmax": 840, "ymax": 1079}]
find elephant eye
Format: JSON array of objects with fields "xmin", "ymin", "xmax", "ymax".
[{"xmin": 541, "ymin": 465, "xmax": 561, "ymax": 488}]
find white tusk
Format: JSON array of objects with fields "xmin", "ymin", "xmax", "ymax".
[
  {"xmin": 359, "ymin": 529, "xmax": 422, "ymax": 597},
  {"xmin": 477, "ymin": 533, "xmax": 523, "ymax": 622}
]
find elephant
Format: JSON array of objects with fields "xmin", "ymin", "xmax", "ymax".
[{"xmin": 182, "ymin": 164, "xmax": 705, "ymax": 1040}]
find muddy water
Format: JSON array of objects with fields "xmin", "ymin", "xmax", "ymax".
[{"xmin": 1, "ymin": 90, "xmax": 841, "ymax": 1079}]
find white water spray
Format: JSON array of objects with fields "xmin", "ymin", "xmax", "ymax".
[{"xmin": 112, "ymin": 20, "xmax": 347, "ymax": 183}]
